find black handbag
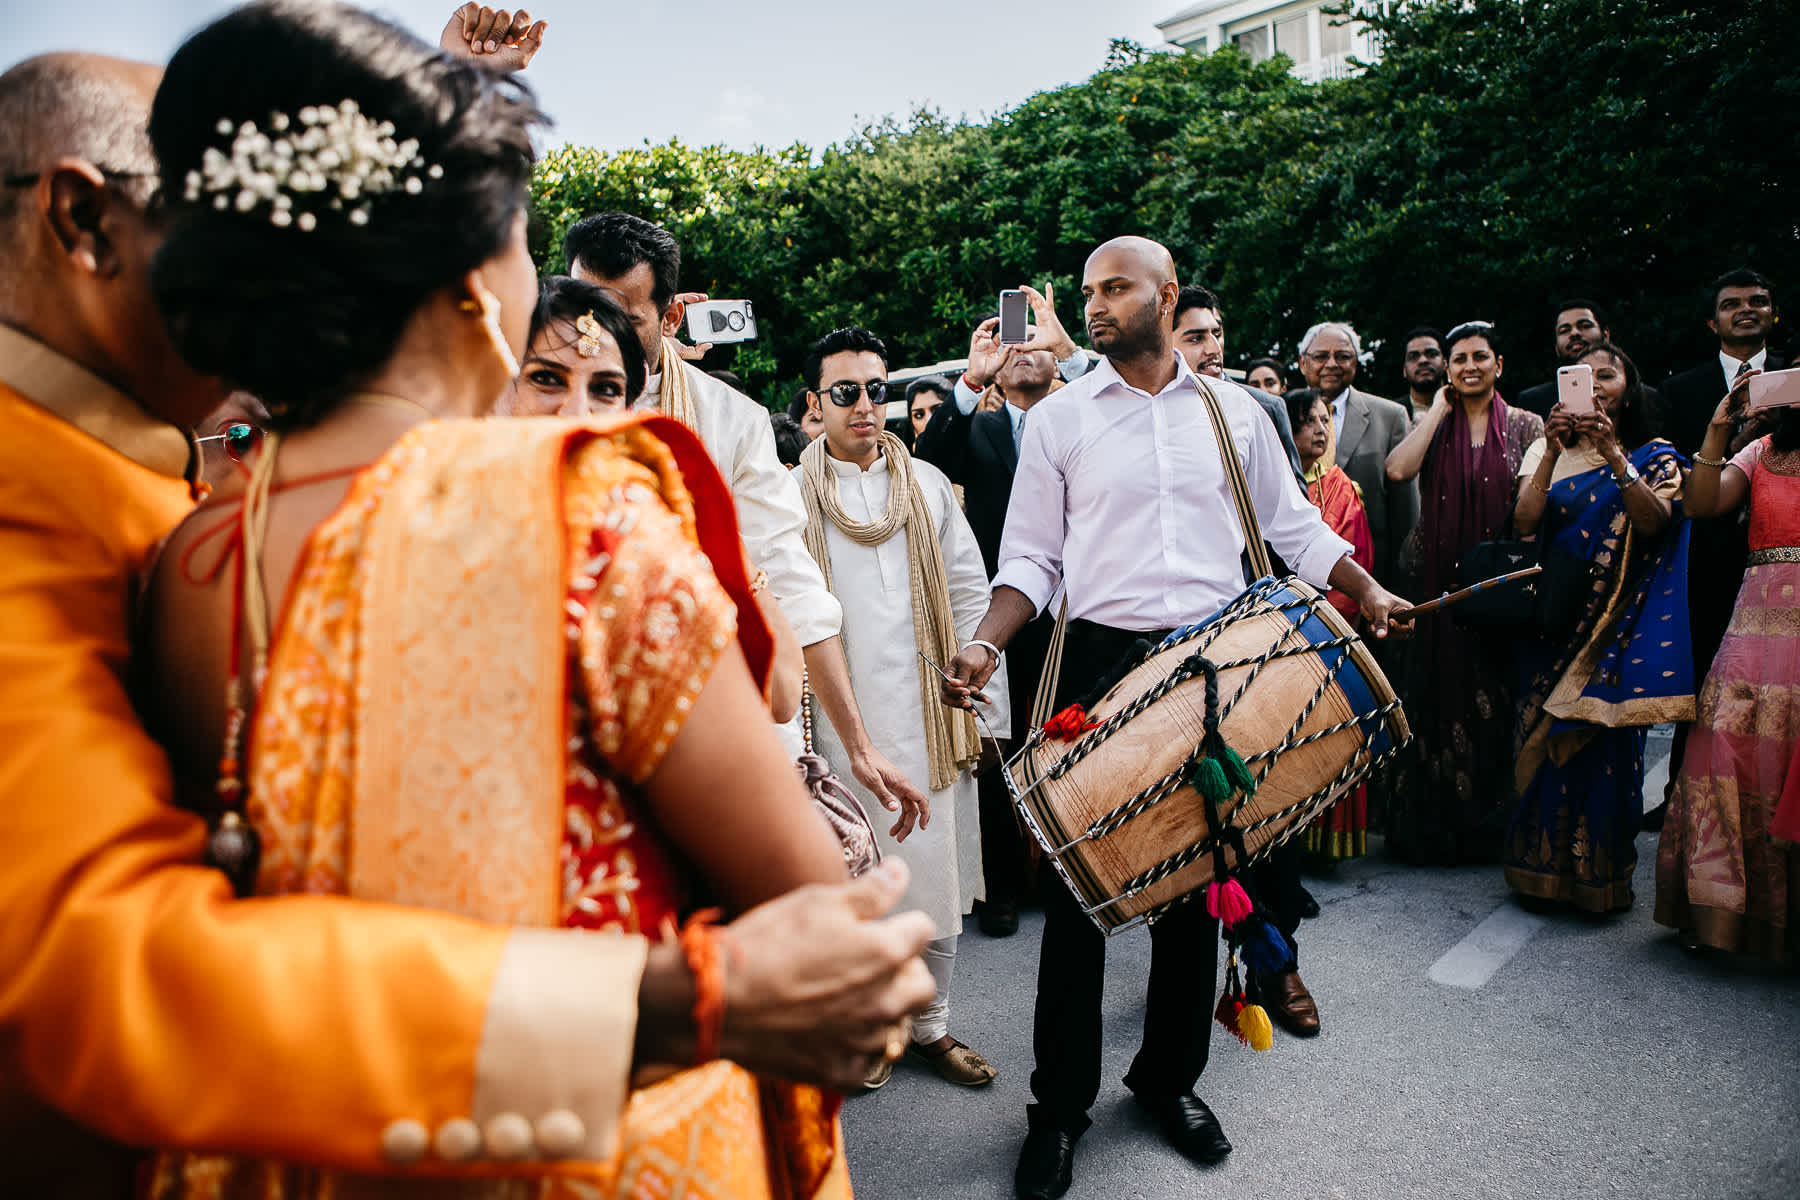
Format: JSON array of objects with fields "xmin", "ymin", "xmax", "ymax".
[{"xmin": 1452, "ymin": 538, "xmax": 1607, "ymax": 635}]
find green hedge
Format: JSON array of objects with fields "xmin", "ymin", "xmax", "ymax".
[{"xmin": 530, "ymin": 0, "xmax": 1798, "ymax": 408}]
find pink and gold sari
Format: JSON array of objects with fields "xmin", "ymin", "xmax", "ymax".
[{"xmin": 149, "ymin": 414, "xmax": 847, "ymax": 1199}]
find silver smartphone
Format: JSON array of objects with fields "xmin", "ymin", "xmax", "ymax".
[
  {"xmin": 998, "ymin": 289, "xmax": 1028, "ymax": 345},
  {"xmin": 1556, "ymin": 363, "xmax": 1595, "ymax": 415},
  {"xmin": 1747, "ymin": 367, "xmax": 1800, "ymax": 412}
]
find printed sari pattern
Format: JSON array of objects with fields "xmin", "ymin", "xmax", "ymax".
[
  {"xmin": 148, "ymin": 417, "xmax": 847, "ymax": 1199},
  {"xmin": 1302, "ymin": 464, "xmax": 1373, "ymax": 858},
  {"xmin": 1503, "ymin": 440, "xmax": 1691, "ymax": 912},
  {"xmin": 1657, "ymin": 436, "xmax": 1800, "ymax": 962}
]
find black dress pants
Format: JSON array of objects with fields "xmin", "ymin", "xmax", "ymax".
[
  {"xmin": 1026, "ymin": 620, "xmax": 1221, "ymax": 1136},
  {"xmin": 979, "ymin": 612, "xmax": 1053, "ymax": 904}
]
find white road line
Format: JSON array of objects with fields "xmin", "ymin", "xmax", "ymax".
[{"xmin": 1428, "ymin": 904, "xmax": 1547, "ymax": 989}]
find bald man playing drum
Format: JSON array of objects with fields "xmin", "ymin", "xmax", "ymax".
[{"xmin": 942, "ymin": 237, "xmax": 1406, "ymax": 1200}]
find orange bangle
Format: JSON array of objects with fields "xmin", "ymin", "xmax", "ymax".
[{"xmin": 679, "ymin": 909, "xmax": 726, "ymax": 1065}]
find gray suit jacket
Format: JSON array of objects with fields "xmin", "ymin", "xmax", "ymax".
[{"xmin": 1335, "ymin": 387, "xmax": 1418, "ymax": 585}]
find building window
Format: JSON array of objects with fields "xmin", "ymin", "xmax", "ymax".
[
  {"xmin": 1233, "ymin": 25, "xmax": 1270, "ymax": 64},
  {"xmin": 1275, "ymin": 14, "xmax": 1308, "ymax": 62},
  {"xmin": 1320, "ymin": 10, "xmax": 1354, "ymax": 58}
]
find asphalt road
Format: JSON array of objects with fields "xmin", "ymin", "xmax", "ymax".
[{"xmin": 841, "ymin": 729, "xmax": 1799, "ymax": 1199}]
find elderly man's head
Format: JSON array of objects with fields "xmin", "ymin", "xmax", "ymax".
[
  {"xmin": 1297, "ymin": 321, "xmax": 1362, "ymax": 400},
  {"xmin": 0, "ymin": 53, "xmax": 220, "ymax": 426}
]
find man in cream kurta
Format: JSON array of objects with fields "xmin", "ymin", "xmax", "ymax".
[{"xmin": 797, "ymin": 326, "xmax": 1009, "ymax": 1090}]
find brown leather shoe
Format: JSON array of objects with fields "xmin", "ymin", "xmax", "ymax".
[{"xmin": 1266, "ymin": 970, "xmax": 1321, "ymax": 1037}]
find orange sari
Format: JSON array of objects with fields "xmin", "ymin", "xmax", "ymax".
[
  {"xmin": 1302, "ymin": 463, "xmax": 1374, "ymax": 859},
  {"xmin": 149, "ymin": 415, "xmax": 847, "ymax": 1200}
]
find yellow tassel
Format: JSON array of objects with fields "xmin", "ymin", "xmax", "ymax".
[{"xmin": 1236, "ymin": 1003, "xmax": 1274, "ymax": 1052}]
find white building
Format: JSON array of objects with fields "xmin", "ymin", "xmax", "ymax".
[{"xmin": 1156, "ymin": 1, "xmax": 1381, "ymax": 83}]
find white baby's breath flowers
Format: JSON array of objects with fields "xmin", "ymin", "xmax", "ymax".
[{"xmin": 182, "ymin": 98, "xmax": 435, "ymax": 231}]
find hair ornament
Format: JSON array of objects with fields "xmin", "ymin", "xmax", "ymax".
[
  {"xmin": 182, "ymin": 99, "xmax": 440, "ymax": 230},
  {"xmin": 575, "ymin": 312, "xmax": 605, "ymax": 358}
]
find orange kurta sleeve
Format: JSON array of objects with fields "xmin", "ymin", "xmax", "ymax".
[{"xmin": 0, "ymin": 388, "xmax": 642, "ymax": 1175}]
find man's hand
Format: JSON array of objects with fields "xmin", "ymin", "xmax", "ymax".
[
  {"xmin": 716, "ymin": 860, "xmax": 938, "ymax": 1091},
  {"xmin": 670, "ymin": 291, "xmax": 713, "ymax": 362},
  {"xmin": 440, "ymin": 4, "xmax": 547, "ymax": 71},
  {"xmin": 941, "ymin": 643, "xmax": 997, "ymax": 709},
  {"xmin": 1357, "ymin": 582, "xmax": 1411, "ymax": 640},
  {"xmin": 849, "ymin": 744, "xmax": 931, "ymax": 841},
  {"xmin": 1019, "ymin": 282, "xmax": 1079, "ymax": 361},
  {"xmin": 963, "ymin": 317, "xmax": 1006, "ymax": 392}
]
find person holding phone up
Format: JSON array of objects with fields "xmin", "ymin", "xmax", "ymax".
[
  {"xmin": 1657, "ymin": 369, "xmax": 1800, "ymax": 965},
  {"xmin": 1503, "ymin": 344, "xmax": 1691, "ymax": 913}
]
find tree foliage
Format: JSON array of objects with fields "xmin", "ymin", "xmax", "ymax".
[{"xmin": 529, "ymin": 0, "xmax": 1798, "ymax": 406}]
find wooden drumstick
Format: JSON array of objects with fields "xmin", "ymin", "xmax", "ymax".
[{"xmin": 1389, "ymin": 564, "xmax": 1543, "ymax": 623}]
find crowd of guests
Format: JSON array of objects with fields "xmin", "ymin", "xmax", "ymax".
[{"xmin": 1, "ymin": 3, "xmax": 1795, "ymax": 1200}]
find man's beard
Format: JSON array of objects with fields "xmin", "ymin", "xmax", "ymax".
[
  {"xmin": 1412, "ymin": 368, "xmax": 1446, "ymax": 392},
  {"xmin": 1097, "ymin": 298, "xmax": 1166, "ymax": 362}
]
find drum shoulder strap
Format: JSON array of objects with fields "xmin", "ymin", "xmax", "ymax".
[{"xmin": 1195, "ymin": 375, "xmax": 1274, "ymax": 582}]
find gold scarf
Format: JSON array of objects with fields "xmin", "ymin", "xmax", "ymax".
[
  {"xmin": 654, "ymin": 338, "xmax": 701, "ymax": 431},
  {"xmin": 798, "ymin": 431, "xmax": 978, "ymax": 791}
]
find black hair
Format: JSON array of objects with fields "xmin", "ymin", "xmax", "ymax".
[
  {"xmin": 1243, "ymin": 356, "xmax": 1286, "ymax": 391},
  {"xmin": 1445, "ymin": 320, "xmax": 1501, "ymax": 357},
  {"xmin": 1284, "ymin": 386, "xmax": 1326, "ymax": 433},
  {"xmin": 1551, "ymin": 298, "xmax": 1609, "ymax": 333},
  {"xmin": 769, "ymin": 412, "xmax": 807, "ymax": 467},
  {"xmin": 786, "ymin": 387, "xmax": 812, "ymax": 422},
  {"xmin": 1575, "ymin": 342, "xmax": 1654, "ymax": 451},
  {"xmin": 148, "ymin": 0, "xmax": 544, "ymax": 432},
  {"xmin": 906, "ymin": 375, "xmax": 952, "ymax": 407},
  {"xmin": 1173, "ymin": 284, "xmax": 1221, "ymax": 320},
  {"xmin": 1708, "ymin": 268, "xmax": 1774, "ymax": 313},
  {"xmin": 709, "ymin": 369, "xmax": 745, "ymax": 393},
  {"xmin": 1401, "ymin": 326, "xmax": 1443, "ymax": 350},
  {"xmin": 525, "ymin": 275, "xmax": 646, "ymax": 404},
  {"xmin": 803, "ymin": 326, "xmax": 888, "ymax": 391},
  {"xmin": 562, "ymin": 211, "xmax": 681, "ymax": 309},
  {"xmin": 1771, "ymin": 408, "xmax": 1800, "ymax": 454}
]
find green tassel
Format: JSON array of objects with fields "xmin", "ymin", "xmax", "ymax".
[
  {"xmin": 1221, "ymin": 747, "xmax": 1257, "ymax": 796},
  {"xmin": 1191, "ymin": 757, "xmax": 1230, "ymax": 804}
]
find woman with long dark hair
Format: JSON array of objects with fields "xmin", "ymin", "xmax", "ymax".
[
  {"xmin": 138, "ymin": 3, "xmax": 877, "ymax": 1195},
  {"xmin": 1658, "ymin": 377, "xmax": 1800, "ymax": 963},
  {"xmin": 1503, "ymin": 343, "xmax": 1691, "ymax": 911},
  {"xmin": 1383, "ymin": 322, "xmax": 1544, "ymax": 863}
]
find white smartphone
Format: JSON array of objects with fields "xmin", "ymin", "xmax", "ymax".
[
  {"xmin": 1556, "ymin": 363, "xmax": 1595, "ymax": 415},
  {"xmin": 684, "ymin": 300, "xmax": 757, "ymax": 344},
  {"xmin": 998, "ymin": 289, "xmax": 1029, "ymax": 345},
  {"xmin": 1746, "ymin": 366, "xmax": 1800, "ymax": 412}
]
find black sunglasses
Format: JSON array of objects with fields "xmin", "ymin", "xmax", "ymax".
[{"xmin": 815, "ymin": 380, "xmax": 888, "ymax": 407}]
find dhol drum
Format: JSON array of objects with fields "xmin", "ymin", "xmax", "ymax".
[{"xmin": 1006, "ymin": 577, "xmax": 1410, "ymax": 934}]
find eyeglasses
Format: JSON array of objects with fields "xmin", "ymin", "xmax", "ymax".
[
  {"xmin": 815, "ymin": 380, "xmax": 888, "ymax": 407},
  {"xmin": 3, "ymin": 168, "xmax": 159, "ymax": 189},
  {"xmin": 1304, "ymin": 351, "xmax": 1358, "ymax": 365},
  {"xmin": 195, "ymin": 421, "xmax": 263, "ymax": 464}
]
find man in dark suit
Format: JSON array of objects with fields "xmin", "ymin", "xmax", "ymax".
[
  {"xmin": 1515, "ymin": 300, "xmax": 1611, "ymax": 418},
  {"xmin": 1298, "ymin": 321, "xmax": 1418, "ymax": 586},
  {"xmin": 913, "ymin": 315, "xmax": 1064, "ymax": 935},
  {"xmin": 1652, "ymin": 268, "xmax": 1785, "ymax": 827}
]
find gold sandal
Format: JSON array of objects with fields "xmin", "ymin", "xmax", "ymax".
[{"xmin": 907, "ymin": 1038, "xmax": 997, "ymax": 1086}]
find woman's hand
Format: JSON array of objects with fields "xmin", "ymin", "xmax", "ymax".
[
  {"xmin": 1544, "ymin": 403, "xmax": 1575, "ymax": 455},
  {"xmin": 1710, "ymin": 369, "xmax": 1758, "ymax": 431},
  {"xmin": 1578, "ymin": 408, "xmax": 1626, "ymax": 470}
]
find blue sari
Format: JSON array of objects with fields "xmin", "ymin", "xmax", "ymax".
[{"xmin": 1503, "ymin": 439, "xmax": 1695, "ymax": 912}]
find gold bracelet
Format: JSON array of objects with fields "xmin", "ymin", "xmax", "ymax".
[
  {"xmin": 1692, "ymin": 453, "xmax": 1728, "ymax": 469},
  {"xmin": 1527, "ymin": 476, "xmax": 1551, "ymax": 496}
]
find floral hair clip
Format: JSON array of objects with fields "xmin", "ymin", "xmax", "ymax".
[
  {"xmin": 575, "ymin": 312, "xmax": 605, "ymax": 358},
  {"xmin": 182, "ymin": 99, "xmax": 443, "ymax": 231}
]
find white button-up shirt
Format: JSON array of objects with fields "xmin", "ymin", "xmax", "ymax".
[
  {"xmin": 992, "ymin": 352, "xmax": 1353, "ymax": 631},
  {"xmin": 1721, "ymin": 347, "xmax": 1768, "ymax": 394},
  {"xmin": 637, "ymin": 360, "xmax": 843, "ymax": 646}
]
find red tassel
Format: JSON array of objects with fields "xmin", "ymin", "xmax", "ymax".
[
  {"xmin": 1211, "ymin": 878, "xmax": 1253, "ymax": 927},
  {"xmin": 1213, "ymin": 989, "xmax": 1246, "ymax": 1041},
  {"xmin": 1043, "ymin": 703, "xmax": 1102, "ymax": 741}
]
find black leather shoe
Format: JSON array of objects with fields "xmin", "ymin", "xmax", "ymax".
[
  {"xmin": 978, "ymin": 897, "xmax": 1020, "ymax": 937},
  {"xmin": 1642, "ymin": 799, "xmax": 1669, "ymax": 832},
  {"xmin": 1298, "ymin": 886, "xmax": 1321, "ymax": 919},
  {"xmin": 1133, "ymin": 1092, "xmax": 1232, "ymax": 1165},
  {"xmin": 1014, "ymin": 1125, "xmax": 1076, "ymax": 1199}
]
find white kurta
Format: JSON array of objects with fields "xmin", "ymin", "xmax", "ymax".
[{"xmin": 807, "ymin": 453, "xmax": 1009, "ymax": 937}]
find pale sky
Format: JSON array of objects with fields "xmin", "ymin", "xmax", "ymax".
[{"xmin": 8, "ymin": 1, "xmax": 1185, "ymax": 152}]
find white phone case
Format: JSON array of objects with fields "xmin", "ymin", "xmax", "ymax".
[{"xmin": 1746, "ymin": 367, "xmax": 1800, "ymax": 412}]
